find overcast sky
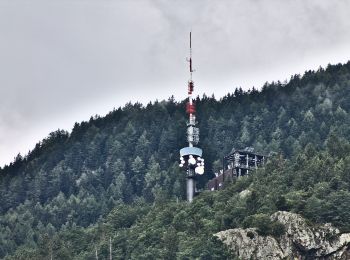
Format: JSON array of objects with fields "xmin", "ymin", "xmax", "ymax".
[{"xmin": 1, "ymin": 0, "xmax": 350, "ymax": 167}]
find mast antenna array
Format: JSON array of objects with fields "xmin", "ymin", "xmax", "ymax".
[{"xmin": 179, "ymin": 32, "xmax": 205, "ymax": 202}]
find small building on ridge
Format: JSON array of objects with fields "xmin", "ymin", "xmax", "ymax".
[{"xmin": 208, "ymin": 147, "xmax": 266, "ymax": 191}]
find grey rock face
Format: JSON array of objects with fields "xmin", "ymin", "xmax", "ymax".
[{"xmin": 215, "ymin": 211, "xmax": 350, "ymax": 260}]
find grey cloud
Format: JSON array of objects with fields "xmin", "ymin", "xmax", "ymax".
[{"xmin": 1, "ymin": 0, "xmax": 350, "ymax": 165}]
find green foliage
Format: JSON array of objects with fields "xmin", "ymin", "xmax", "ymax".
[
  {"xmin": 243, "ymin": 213, "xmax": 285, "ymax": 237},
  {"xmin": 2, "ymin": 62, "xmax": 350, "ymax": 257}
]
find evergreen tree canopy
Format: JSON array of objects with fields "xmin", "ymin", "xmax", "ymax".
[{"xmin": 2, "ymin": 62, "xmax": 350, "ymax": 258}]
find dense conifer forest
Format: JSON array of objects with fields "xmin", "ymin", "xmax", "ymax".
[{"xmin": 2, "ymin": 62, "xmax": 350, "ymax": 258}]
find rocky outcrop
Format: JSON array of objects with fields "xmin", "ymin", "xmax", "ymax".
[{"xmin": 215, "ymin": 211, "xmax": 350, "ymax": 260}]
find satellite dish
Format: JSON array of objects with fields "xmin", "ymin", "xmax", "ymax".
[
  {"xmin": 189, "ymin": 157, "xmax": 196, "ymax": 165},
  {"xmin": 195, "ymin": 166, "xmax": 204, "ymax": 175}
]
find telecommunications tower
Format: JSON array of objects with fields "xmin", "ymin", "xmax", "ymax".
[{"xmin": 179, "ymin": 32, "xmax": 205, "ymax": 202}]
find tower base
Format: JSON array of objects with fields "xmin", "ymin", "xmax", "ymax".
[{"xmin": 186, "ymin": 177, "xmax": 195, "ymax": 202}]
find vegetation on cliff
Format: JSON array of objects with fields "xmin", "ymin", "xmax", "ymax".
[{"xmin": 2, "ymin": 62, "xmax": 350, "ymax": 258}]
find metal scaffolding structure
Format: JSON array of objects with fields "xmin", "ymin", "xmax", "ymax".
[{"xmin": 208, "ymin": 147, "xmax": 266, "ymax": 191}]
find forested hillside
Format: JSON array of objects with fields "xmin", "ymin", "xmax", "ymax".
[{"xmin": 2, "ymin": 62, "xmax": 350, "ymax": 258}]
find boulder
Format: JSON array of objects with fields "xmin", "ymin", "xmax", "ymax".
[{"xmin": 215, "ymin": 211, "xmax": 350, "ymax": 259}]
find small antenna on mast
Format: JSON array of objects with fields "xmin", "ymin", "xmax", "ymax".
[
  {"xmin": 190, "ymin": 31, "xmax": 192, "ymax": 48},
  {"xmin": 189, "ymin": 32, "xmax": 193, "ymax": 73}
]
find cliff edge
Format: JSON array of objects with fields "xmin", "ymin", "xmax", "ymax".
[{"xmin": 215, "ymin": 211, "xmax": 350, "ymax": 259}]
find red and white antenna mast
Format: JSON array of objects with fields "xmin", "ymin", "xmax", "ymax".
[
  {"xmin": 179, "ymin": 32, "xmax": 204, "ymax": 202},
  {"xmin": 186, "ymin": 32, "xmax": 197, "ymax": 147}
]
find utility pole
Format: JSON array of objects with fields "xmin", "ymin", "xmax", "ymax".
[
  {"xmin": 109, "ymin": 237, "xmax": 112, "ymax": 260},
  {"xmin": 49, "ymin": 238, "xmax": 53, "ymax": 260}
]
